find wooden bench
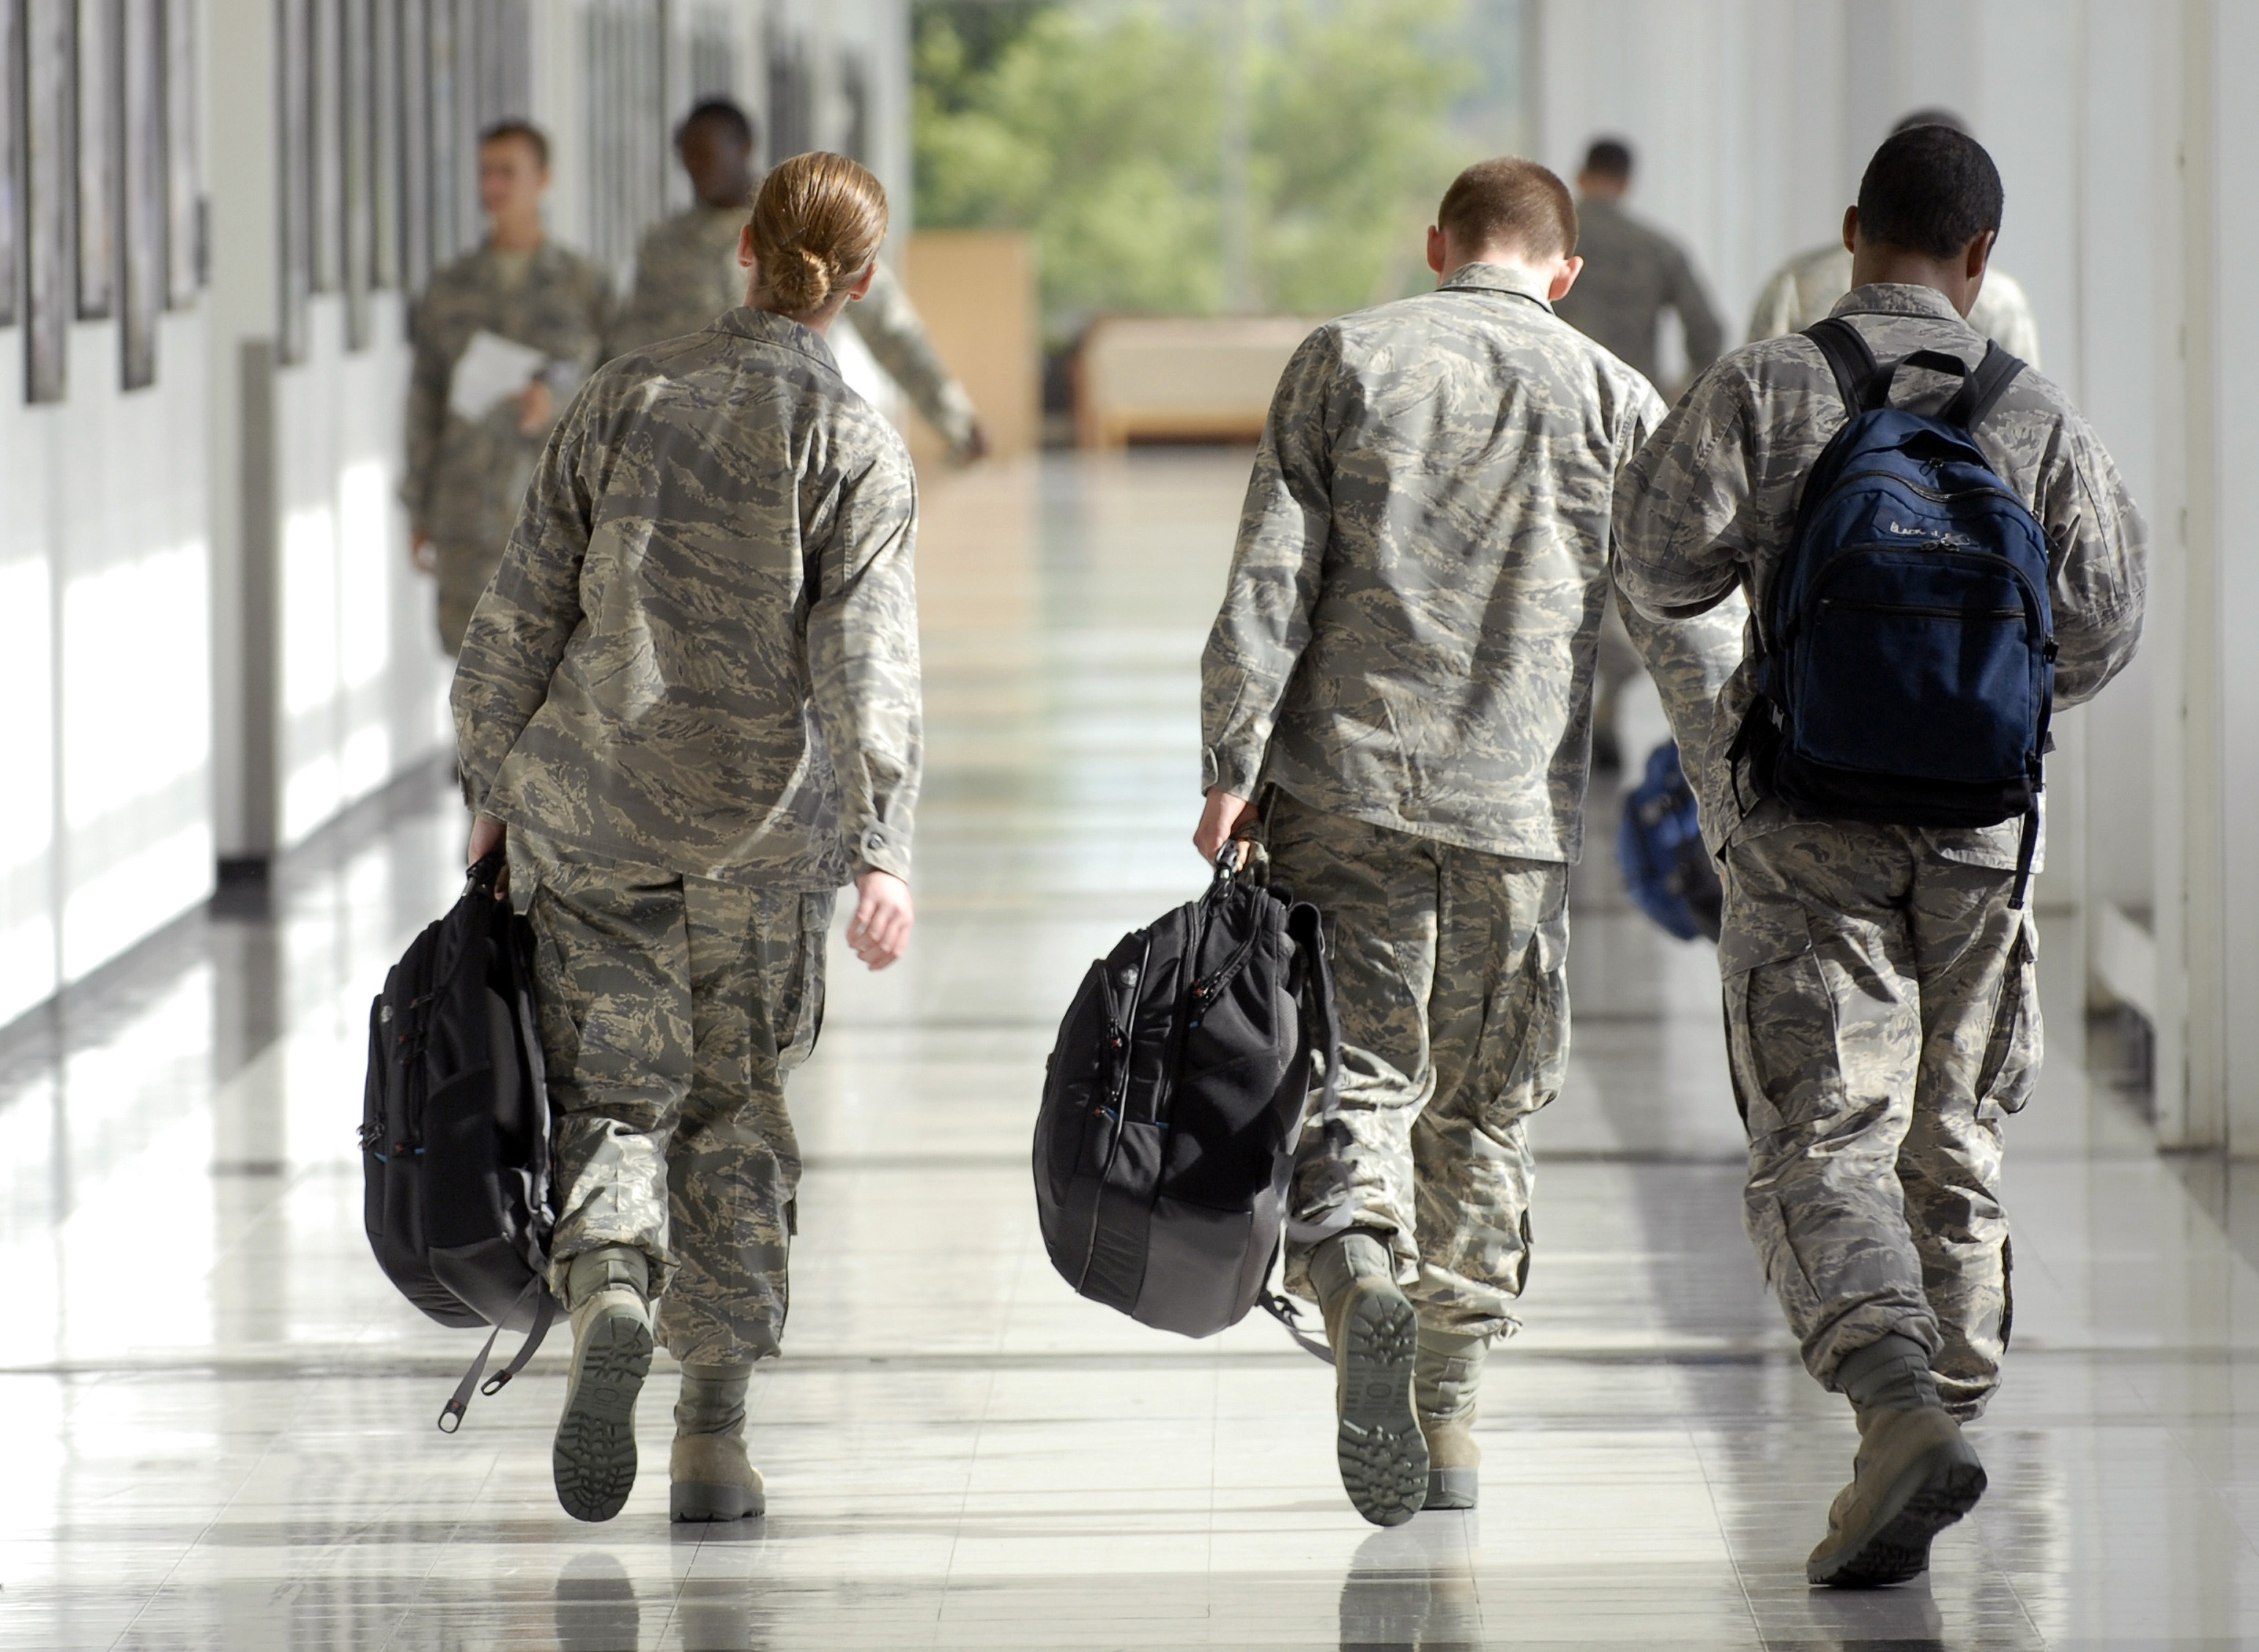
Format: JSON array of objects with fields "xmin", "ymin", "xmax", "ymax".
[{"xmin": 1075, "ymin": 314, "xmax": 1327, "ymax": 447}]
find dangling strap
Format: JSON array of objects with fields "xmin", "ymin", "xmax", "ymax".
[
  {"xmin": 2009, "ymin": 805, "xmax": 2039, "ymax": 912},
  {"xmin": 1260, "ymin": 1254, "xmax": 1335, "ymax": 1367},
  {"xmin": 1283, "ymin": 901, "xmax": 1354, "ymax": 1247},
  {"xmin": 437, "ymin": 1276, "xmax": 558, "ymax": 1433}
]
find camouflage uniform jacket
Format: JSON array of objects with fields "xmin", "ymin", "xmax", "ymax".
[
  {"xmin": 401, "ymin": 240, "xmax": 614, "ymax": 547},
  {"xmin": 1613, "ymin": 282, "xmax": 2145, "ymax": 870},
  {"xmin": 607, "ymin": 204, "xmax": 980, "ymax": 457},
  {"xmin": 1747, "ymin": 242, "xmax": 2043, "ymax": 366},
  {"xmin": 1201, "ymin": 261, "xmax": 1748, "ymax": 866},
  {"xmin": 451, "ymin": 307, "xmax": 922, "ymax": 889},
  {"xmin": 1554, "ymin": 196, "xmax": 1724, "ymax": 390}
]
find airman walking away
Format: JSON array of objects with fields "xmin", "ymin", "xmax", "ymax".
[
  {"xmin": 452, "ymin": 153, "xmax": 921, "ymax": 1526},
  {"xmin": 1196, "ymin": 157, "xmax": 1746, "ymax": 1528},
  {"xmin": 1614, "ymin": 123, "xmax": 2145, "ymax": 1588}
]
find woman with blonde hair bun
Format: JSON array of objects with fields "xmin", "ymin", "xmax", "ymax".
[{"xmin": 450, "ymin": 150, "xmax": 921, "ymax": 1525}]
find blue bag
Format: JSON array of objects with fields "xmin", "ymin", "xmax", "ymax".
[
  {"xmin": 1732, "ymin": 317, "xmax": 2052, "ymax": 906},
  {"xmin": 1618, "ymin": 741, "xmax": 1721, "ymax": 943}
]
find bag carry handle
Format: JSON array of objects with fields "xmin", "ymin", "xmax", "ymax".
[{"xmin": 1806, "ymin": 317, "xmax": 2023, "ymax": 430}]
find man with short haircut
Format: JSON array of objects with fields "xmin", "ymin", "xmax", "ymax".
[
  {"xmin": 1554, "ymin": 136, "xmax": 1724, "ymax": 396},
  {"xmin": 404, "ymin": 122, "xmax": 612, "ymax": 654},
  {"xmin": 1197, "ymin": 157, "xmax": 1746, "ymax": 1527},
  {"xmin": 607, "ymin": 98, "xmax": 985, "ymax": 463},
  {"xmin": 1748, "ymin": 110, "xmax": 2044, "ymax": 365},
  {"xmin": 1614, "ymin": 124, "xmax": 2145, "ymax": 1585}
]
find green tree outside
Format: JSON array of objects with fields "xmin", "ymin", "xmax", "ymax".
[{"xmin": 913, "ymin": 1, "xmax": 1498, "ymax": 342}]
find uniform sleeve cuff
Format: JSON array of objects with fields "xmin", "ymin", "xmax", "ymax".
[
  {"xmin": 851, "ymin": 822, "xmax": 913, "ymax": 882},
  {"xmin": 1202, "ymin": 746, "xmax": 1262, "ymax": 800}
]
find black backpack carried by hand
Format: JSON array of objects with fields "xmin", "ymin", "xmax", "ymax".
[
  {"xmin": 1034, "ymin": 846, "xmax": 1349, "ymax": 1355},
  {"xmin": 362, "ymin": 851, "xmax": 560, "ymax": 1431}
]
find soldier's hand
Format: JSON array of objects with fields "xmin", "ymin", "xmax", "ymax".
[
  {"xmin": 410, "ymin": 532, "xmax": 437, "ymax": 573},
  {"xmin": 516, "ymin": 379, "xmax": 554, "ymax": 434},
  {"xmin": 848, "ymin": 869, "xmax": 913, "ymax": 970},
  {"xmin": 466, "ymin": 815, "xmax": 508, "ymax": 895},
  {"xmin": 954, "ymin": 422, "xmax": 990, "ymax": 466},
  {"xmin": 1193, "ymin": 789, "xmax": 1258, "ymax": 865}
]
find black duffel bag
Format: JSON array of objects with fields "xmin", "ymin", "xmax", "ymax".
[
  {"xmin": 1034, "ymin": 847, "xmax": 1347, "ymax": 1350},
  {"xmin": 361, "ymin": 850, "xmax": 559, "ymax": 1430}
]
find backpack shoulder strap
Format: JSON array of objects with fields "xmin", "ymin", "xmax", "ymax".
[
  {"xmin": 1940, "ymin": 340, "xmax": 2026, "ymax": 430},
  {"xmin": 1803, "ymin": 317, "xmax": 1879, "ymax": 416}
]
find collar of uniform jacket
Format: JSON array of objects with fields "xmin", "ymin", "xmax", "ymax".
[
  {"xmin": 1828, "ymin": 280, "xmax": 1979, "ymax": 330},
  {"xmin": 1438, "ymin": 261, "xmax": 1555, "ymax": 310},
  {"xmin": 711, "ymin": 305, "xmax": 842, "ymax": 374}
]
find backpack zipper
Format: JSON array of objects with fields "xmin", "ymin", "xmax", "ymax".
[
  {"xmin": 1818, "ymin": 598, "xmax": 2026, "ymax": 622},
  {"xmin": 1832, "ymin": 466, "xmax": 2025, "ymax": 510}
]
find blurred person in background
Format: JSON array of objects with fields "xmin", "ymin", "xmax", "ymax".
[
  {"xmin": 453, "ymin": 153, "xmax": 922, "ymax": 1528},
  {"xmin": 1556, "ymin": 136, "xmax": 1726, "ymax": 770},
  {"xmin": 404, "ymin": 122, "xmax": 612, "ymax": 655},
  {"xmin": 1554, "ymin": 136, "xmax": 1724, "ymax": 397},
  {"xmin": 608, "ymin": 97, "xmax": 987, "ymax": 464},
  {"xmin": 1747, "ymin": 110, "xmax": 2043, "ymax": 365}
]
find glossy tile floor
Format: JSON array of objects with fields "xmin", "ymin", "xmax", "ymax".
[{"xmin": 1, "ymin": 450, "xmax": 2252, "ymax": 1650}]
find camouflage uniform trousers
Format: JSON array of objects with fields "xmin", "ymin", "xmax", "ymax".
[
  {"xmin": 1721, "ymin": 820, "xmax": 2041, "ymax": 1419},
  {"xmin": 1268, "ymin": 790, "xmax": 1570, "ymax": 1342},
  {"xmin": 513, "ymin": 829, "xmax": 834, "ymax": 1368}
]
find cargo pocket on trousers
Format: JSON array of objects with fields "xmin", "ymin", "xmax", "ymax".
[
  {"xmin": 778, "ymin": 893, "xmax": 833, "ymax": 1071},
  {"xmin": 1975, "ymin": 916, "xmax": 2041, "ymax": 1115},
  {"xmin": 1745, "ymin": 1193, "xmax": 1827, "ymax": 1330}
]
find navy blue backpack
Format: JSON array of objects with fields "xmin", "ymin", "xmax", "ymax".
[
  {"xmin": 1619, "ymin": 741, "xmax": 1722, "ymax": 942},
  {"xmin": 1733, "ymin": 317, "xmax": 2054, "ymax": 905}
]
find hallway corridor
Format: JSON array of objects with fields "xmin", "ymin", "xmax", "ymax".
[{"xmin": 0, "ymin": 452, "xmax": 2249, "ymax": 1649}]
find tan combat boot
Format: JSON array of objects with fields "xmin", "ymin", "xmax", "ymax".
[
  {"xmin": 1311, "ymin": 1230, "xmax": 1427, "ymax": 1527},
  {"xmin": 1415, "ymin": 1326, "xmax": 1486, "ymax": 1511},
  {"xmin": 1806, "ymin": 1404, "xmax": 1987, "ymax": 1587},
  {"xmin": 552, "ymin": 1246, "xmax": 653, "ymax": 1523},
  {"xmin": 670, "ymin": 1363, "xmax": 765, "ymax": 1522}
]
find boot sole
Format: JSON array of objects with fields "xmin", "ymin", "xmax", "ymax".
[
  {"xmin": 1425, "ymin": 1467, "xmax": 1477, "ymax": 1511},
  {"xmin": 1808, "ymin": 1448, "xmax": 1988, "ymax": 1588},
  {"xmin": 1337, "ymin": 1287, "xmax": 1426, "ymax": 1527},
  {"xmin": 552, "ymin": 1306, "xmax": 653, "ymax": 1523},
  {"xmin": 671, "ymin": 1480, "xmax": 765, "ymax": 1522}
]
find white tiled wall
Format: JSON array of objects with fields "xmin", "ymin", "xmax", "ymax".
[
  {"xmin": 271, "ymin": 292, "xmax": 450, "ymax": 852},
  {"xmin": 0, "ymin": 310, "xmax": 213, "ymax": 1022}
]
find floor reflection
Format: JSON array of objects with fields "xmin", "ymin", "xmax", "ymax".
[{"xmin": 0, "ymin": 453, "xmax": 2252, "ymax": 1649}]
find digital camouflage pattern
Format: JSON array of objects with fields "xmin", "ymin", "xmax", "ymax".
[
  {"xmin": 1616, "ymin": 281, "xmax": 2144, "ymax": 1421},
  {"xmin": 402, "ymin": 242, "xmax": 614, "ymax": 651},
  {"xmin": 607, "ymin": 203, "xmax": 981, "ymax": 458},
  {"xmin": 514, "ymin": 827, "xmax": 833, "ymax": 1369},
  {"xmin": 1266, "ymin": 791, "xmax": 1569, "ymax": 1344},
  {"xmin": 451, "ymin": 305, "xmax": 922, "ymax": 889},
  {"xmin": 1554, "ymin": 196, "xmax": 1724, "ymax": 391},
  {"xmin": 1722, "ymin": 820, "xmax": 2038, "ymax": 1418},
  {"xmin": 1747, "ymin": 243, "xmax": 2044, "ymax": 367},
  {"xmin": 1613, "ymin": 281, "xmax": 2147, "ymax": 869},
  {"xmin": 1203, "ymin": 260, "xmax": 1750, "ymax": 867}
]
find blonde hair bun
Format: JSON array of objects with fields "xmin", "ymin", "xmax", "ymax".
[{"xmin": 751, "ymin": 152, "xmax": 890, "ymax": 316}]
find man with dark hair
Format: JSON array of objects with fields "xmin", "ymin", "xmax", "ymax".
[
  {"xmin": 1615, "ymin": 123, "xmax": 2145, "ymax": 1586},
  {"xmin": 1750, "ymin": 110, "xmax": 2043, "ymax": 362},
  {"xmin": 1195, "ymin": 157, "xmax": 1746, "ymax": 1527},
  {"xmin": 607, "ymin": 98, "xmax": 986, "ymax": 463},
  {"xmin": 404, "ymin": 121, "xmax": 612, "ymax": 653},
  {"xmin": 1554, "ymin": 135, "xmax": 1724, "ymax": 395}
]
